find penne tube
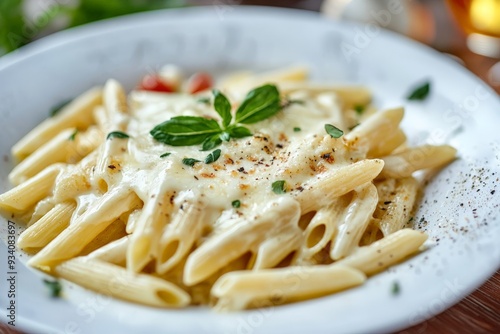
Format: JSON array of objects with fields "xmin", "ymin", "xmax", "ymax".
[
  {"xmin": 380, "ymin": 145, "xmax": 457, "ymax": 179},
  {"xmin": 330, "ymin": 182, "xmax": 378, "ymax": 260},
  {"xmin": 378, "ymin": 177, "xmax": 419, "ymax": 236},
  {"xmin": 156, "ymin": 199, "xmax": 208, "ymax": 275},
  {"xmin": 0, "ymin": 164, "xmax": 63, "ymax": 212},
  {"xmin": 79, "ymin": 218, "xmax": 127, "ymax": 256},
  {"xmin": 299, "ymin": 198, "xmax": 347, "ymax": 261},
  {"xmin": 253, "ymin": 223, "xmax": 302, "ymax": 269},
  {"xmin": 344, "ymin": 107, "xmax": 404, "ymax": 152},
  {"xmin": 29, "ymin": 188, "xmax": 142, "ymax": 270},
  {"xmin": 88, "ymin": 236, "xmax": 129, "ymax": 266},
  {"xmin": 17, "ymin": 201, "xmax": 76, "ymax": 249},
  {"xmin": 279, "ymin": 83, "xmax": 372, "ymax": 109},
  {"xmin": 127, "ymin": 174, "xmax": 174, "ymax": 273},
  {"xmin": 183, "ymin": 197, "xmax": 301, "ymax": 286},
  {"xmin": 12, "ymin": 87, "xmax": 102, "ymax": 160},
  {"xmin": 368, "ymin": 129, "xmax": 406, "ymax": 158},
  {"xmin": 212, "ymin": 265, "xmax": 365, "ymax": 311},
  {"xmin": 335, "ymin": 229, "xmax": 427, "ymax": 275},
  {"xmin": 295, "ymin": 159, "xmax": 384, "ymax": 213},
  {"xmin": 54, "ymin": 257, "xmax": 190, "ymax": 308}
]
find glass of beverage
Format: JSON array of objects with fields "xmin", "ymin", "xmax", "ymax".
[{"xmin": 446, "ymin": 0, "xmax": 500, "ymax": 58}]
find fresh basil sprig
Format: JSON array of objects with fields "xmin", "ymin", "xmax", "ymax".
[{"xmin": 150, "ymin": 84, "xmax": 281, "ymax": 151}]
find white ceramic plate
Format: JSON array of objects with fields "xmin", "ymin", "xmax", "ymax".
[{"xmin": 0, "ymin": 6, "xmax": 499, "ymax": 334}]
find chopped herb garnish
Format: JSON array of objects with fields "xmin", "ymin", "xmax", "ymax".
[
  {"xmin": 50, "ymin": 99, "xmax": 71, "ymax": 117},
  {"xmin": 182, "ymin": 158, "xmax": 200, "ymax": 167},
  {"xmin": 160, "ymin": 152, "xmax": 171, "ymax": 158},
  {"xmin": 282, "ymin": 99, "xmax": 305, "ymax": 108},
  {"xmin": 231, "ymin": 200, "xmax": 241, "ymax": 208},
  {"xmin": 407, "ymin": 81, "xmax": 431, "ymax": 101},
  {"xmin": 293, "ymin": 127, "xmax": 301, "ymax": 132},
  {"xmin": 43, "ymin": 279, "xmax": 62, "ymax": 298},
  {"xmin": 107, "ymin": 131, "xmax": 130, "ymax": 140},
  {"xmin": 325, "ymin": 124, "xmax": 344, "ymax": 138},
  {"xmin": 68, "ymin": 130, "xmax": 78, "ymax": 141},
  {"xmin": 391, "ymin": 281, "xmax": 400, "ymax": 295},
  {"xmin": 204, "ymin": 149, "xmax": 221, "ymax": 164},
  {"xmin": 272, "ymin": 180, "xmax": 287, "ymax": 194},
  {"xmin": 196, "ymin": 97, "xmax": 210, "ymax": 104},
  {"xmin": 150, "ymin": 84, "xmax": 281, "ymax": 150},
  {"xmin": 348, "ymin": 124, "xmax": 359, "ymax": 131},
  {"xmin": 354, "ymin": 105, "xmax": 365, "ymax": 115}
]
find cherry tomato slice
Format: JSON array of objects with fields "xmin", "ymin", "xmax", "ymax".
[
  {"xmin": 187, "ymin": 72, "xmax": 213, "ymax": 94},
  {"xmin": 138, "ymin": 74, "xmax": 174, "ymax": 93}
]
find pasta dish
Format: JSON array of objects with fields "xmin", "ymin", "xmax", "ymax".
[{"xmin": 0, "ymin": 66, "xmax": 456, "ymax": 310}]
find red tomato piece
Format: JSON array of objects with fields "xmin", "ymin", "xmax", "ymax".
[
  {"xmin": 187, "ymin": 72, "xmax": 213, "ymax": 94},
  {"xmin": 138, "ymin": 74, "xmax": 174, "ymax": 93}
]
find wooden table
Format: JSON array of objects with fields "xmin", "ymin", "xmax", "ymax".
[{"xmin": 1, "ymin": 1, "xmax": 498, "ymax": 333}]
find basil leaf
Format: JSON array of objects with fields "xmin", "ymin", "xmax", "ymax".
[
  {"xmin": 107, "ymin": 131, "xmax": 130, "ymax": 139},
  {"xmin": 201, "ymin": 134, "xmax": 222, "ymax": 151},
  {"xmin": 204, "ymin": 149, "xmax": 221, "ymax": 164},
  {"xmin": 232, "ymin": 200, "xmax": 241, "ymax": 208},
  {"xmin": 160, "ymin": 152, "xmax": 171, "ymax": 158},
  {"xmin": 325, "ymin": 124, "xmax": 343, "ymax": 138},
  {"xmin": 272, "ymin": 180, "xmax": 287, "ymax": 194},
  {"xmin": 235, "ymin": 84, "xmax": 281, "ymax": 124},
  {"xmin": 150, "ymin": 116, "xmax": 221, "ymax": 146},
  {"xmin": 43, "ymin": 279, "xmax": 62, "ymax": 298},
  {"xmin": 182, "ymin": 158, "xmax": 200, "ymax": 167},
  {"xmin": 407, "ymin": 82, "xmax": 430, "ymax": 101},
  {"xmin": 213, "ymin": 89, "xmax": 232, "ymax": 128},
  {"xmin": 228, "ymin": 126, "xmax": 252, "ymax": 138}
]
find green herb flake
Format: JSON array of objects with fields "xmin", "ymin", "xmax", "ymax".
[
  {"xmin": 407, "ymin": 82, "xmax": 431, "ymax": 101},
  {"xmin": 272, "ymin": 180, "xmax": 287, "ymax": 194},
  {"xmin": 231, "ymin": 200, "xmax": 241, "ymax": 208},
  {"xmin": 50, "ymin": 99, "xmax": 71, "ymax": 117},
  {"xmin": 107, "ymin": 131, "xmax": 130, "ymax": 140},
  {"xmin": 293, "ymin": 127, "xmax": 301, "ymax": 132},
  {"xmin": 196, "ymin": 97, "xmax": 210, "ymax": 104},
  {"xmin": 391, "ymin": 281, "xmax": 400, "ymax": 296},
  {"xmin": 325, "ymin": 124, "xmax": 344, "ymax": 138},
  {"xmin": 204, "ymin": 149, "xmax": 221, "ymax": 164},
  {"xmin": 43, "ymin": 279, "xmax": 62, "ymax": 298},
  {"xmin": 160, "ymin": 152, "xmax": 171, "ymax": 158},
  {"xmin": 68, "ymin": 130, "xmax": 78, "ymax": 141},
  {"xmin": 182, "ymin": 158, "xmax": 200, "ymax": 167},
  {"xmin": 354, "ymin": 105, "xmax": 365, "ymax": 115}
]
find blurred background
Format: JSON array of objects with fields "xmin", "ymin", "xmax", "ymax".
[{"xmin": 1, "ymin": 0, "xmax": 499, "ymax": 93}]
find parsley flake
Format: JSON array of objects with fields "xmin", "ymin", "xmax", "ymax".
[
  {"xmin": 43, "ymin": 279, "xmax": 62, "ymax": 298},
  {"xmin": 68, "ymin": 130, "xmax": 78, "ymax": 141},
  {"xmin": 272, "ymin": 180, "xmax": 287, "ymax": 194},
  {"xmin": 407, "ymin": 81, "xmax": 431, "ymax": 101},
  {"xmin": 204, "ymin": 149, "xmax": 221, "ymax": 164},
  {"xmin": 325, "ymin": 124, "xmax": 344, "ymax": 138},
  {"xmin": 182, "ymin": 158, "xmax": 200, "ymax": 167},
  {"xmin": 293, "ymin": 127, "xmax": 301, "ymax": 132},
  {"xmin": 107, "ymin": 131, "xmax": 130, "ymax": 140},
  {"xmin": 231, "ymin": 200, "xmax": 241, "ymax": 208},
  {"xmin": 160, "ymin": 152, "xmax": 171, "ymax": 158},
  {"xmin": 391, "ymin": 281, "xmax": 400, "ymax": 296}
]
